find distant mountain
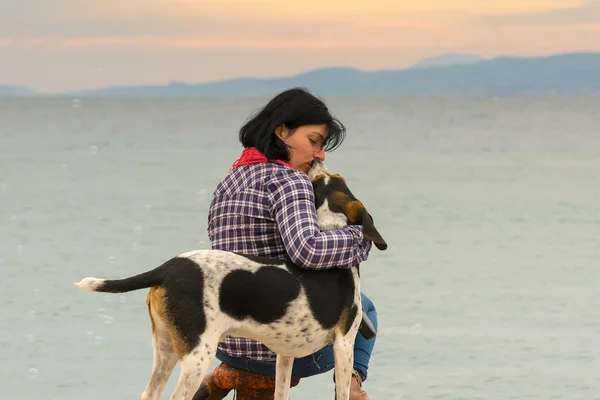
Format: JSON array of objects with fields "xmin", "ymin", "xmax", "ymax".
[
  {"xmin": 63, "ymin": 52, "xmax": 600, "ymax": 97},
  {"xmin": 0, "ymin": 85, "xmax": 36, "ymax": 96},
  {"xmin": 4, "ymin": 52, "xmax": 600, "ymax": 97},
  {"xmin": 411, "ymin": 53, "xmax": 484, "ymax": 69}
]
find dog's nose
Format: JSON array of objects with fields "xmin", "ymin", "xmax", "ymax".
[{"xmin": 308, "ymin": 159, "xmax": 328, "ymax": 180}]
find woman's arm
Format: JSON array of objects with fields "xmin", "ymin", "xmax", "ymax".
[{"xmin": 267, "ymin": 169, "xmax": 372, "ymax": 270}]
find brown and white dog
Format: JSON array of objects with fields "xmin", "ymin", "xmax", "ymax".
[{"xmin": 74, "ymin": 160, "xmax": 387, "ymax": 400}]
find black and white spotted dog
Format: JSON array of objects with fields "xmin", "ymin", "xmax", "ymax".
[{"xmin": 74, "ymin": 160, "xmax": 387, "ymax": 400}]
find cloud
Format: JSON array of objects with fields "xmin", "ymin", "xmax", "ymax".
[
  {"xmin": 0, "ymin": 0, "xmax": 436, "ymax": 50},
  {"xmin": 2, "ymin": 0, "xmax": 591, "ymax": 44},
  {"xmin": 0, "ymin": 0, "xmax": 275, "ymax": 37},
  {"xmin": 471, "ymin": 1, "xmax": 600, "ymax": 26},
  {"xmin": 2, "ymin": 0, "xmax": 564, "ymax": 38},
  {"xmin": 31, "ymin": 34, "xmax": 412, "ymax": 50}
]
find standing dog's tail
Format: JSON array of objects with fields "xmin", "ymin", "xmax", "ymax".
[{"xmin": 74, "ymin": 266, "xmax": 165, "ymax": 293}]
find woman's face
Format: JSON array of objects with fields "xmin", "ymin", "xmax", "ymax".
[{"xmin": 276, "ymin": 124, "xmax": 327, "ymax": 173}]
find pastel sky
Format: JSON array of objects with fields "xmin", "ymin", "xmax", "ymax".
[{"xmin": 1, "ymin": 0, "xmax": 599, "ymax": 92}]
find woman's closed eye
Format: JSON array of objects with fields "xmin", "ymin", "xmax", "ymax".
[{"xmin": 310, "ymin": 137, "xmax": 324, "ymax": 148}]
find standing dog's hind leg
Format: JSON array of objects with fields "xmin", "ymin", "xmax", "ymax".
[
  {"xmin": 274, "ymin": 355, "xmax": 294, "ymax": 400},
  {"xmin": 169, "ymin": 335, "xmax": 219, "ymax": 400},
  {"xmin": 142, "ymin": 301, "xmax": 178, "ymax": 400},
  {"xmin": 333, "ymin": 332, "xmax": 355, "ymax": 400}
]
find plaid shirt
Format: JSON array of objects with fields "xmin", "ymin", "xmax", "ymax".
[{"xmin": 208, "ymin": 162, "xmax": 371, "ymax": 362}]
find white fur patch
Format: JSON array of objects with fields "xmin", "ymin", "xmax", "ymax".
[
  {"xmin": 74, "ymin": 277, "xmax": 105, "ymax": 292},
  {"xmin": 316, "ymin": 199, "xmax": 348, "ymax": 231},
  {"xmin": 307, "ymin": 160, "xmax": 330, "ymax": 181}
]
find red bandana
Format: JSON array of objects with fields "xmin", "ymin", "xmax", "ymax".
[{"xmin": 230, "ymin": 147, "xmax": 293, "ymax": 171}]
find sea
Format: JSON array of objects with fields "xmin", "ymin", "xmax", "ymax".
[{"xmin": 1, "ymin": 95, "xmax": 599, "ymax": 399}]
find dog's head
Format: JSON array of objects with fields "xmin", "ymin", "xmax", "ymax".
[{"xmin": 308, "ymin": 160, "xmax": 387, "ymax": 251}]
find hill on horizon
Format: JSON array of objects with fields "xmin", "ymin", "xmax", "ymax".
[
  {"xmin": 0, "ymin": 85, "xmax": 37, "ymax": 97},
  {"xmin": 410, "ymin": 53, "xmax": 485, "ymax": 69},
  {"xmin": 3, "ymin": 52, "xmax": 600, "ymax": 97}
]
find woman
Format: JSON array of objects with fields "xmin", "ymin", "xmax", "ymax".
[{"xmin": 198, "ymin": 88, "xmax": 378, "ymax": 400}]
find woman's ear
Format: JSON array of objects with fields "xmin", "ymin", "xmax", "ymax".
[{"xmin": 275, "ymin": 124, "xmax": 287, "ymax": 140}]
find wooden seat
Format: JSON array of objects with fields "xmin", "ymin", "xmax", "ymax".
[{"xmin": 193, "ymin": 363, "xmax": 301, "ymax": 400}]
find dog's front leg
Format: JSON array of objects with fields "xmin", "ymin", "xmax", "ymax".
[
  {"xmin": 333, "ymin": 332, "xmax": 355, "ymax": 400},
  {"xmin": 274, "ymin": 354, "xmax": 294, "ymax": 400}
]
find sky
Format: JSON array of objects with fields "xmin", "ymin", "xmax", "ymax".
[{"xmin": 1, "ymin": 0, "xmax": 599, "ymax": 92}]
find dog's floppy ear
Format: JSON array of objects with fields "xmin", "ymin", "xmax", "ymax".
[
  {"xmin": 359, "ymin": 207, "xmax": 388, "ymax": 251},
  {"xmin": 359, "ymin": 309, "xmax": 377, "ymax": 340}
]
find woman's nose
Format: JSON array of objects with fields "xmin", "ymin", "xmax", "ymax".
[{"xmin": 314, "ymin": 147, "xmax": 325, "ymax": 161}]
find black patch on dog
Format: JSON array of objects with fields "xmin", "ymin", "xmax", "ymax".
[
  {"xmin": 311, "ymin": 177, "xmax": 329, "ymax": 210},
  {"xmin": 161, "ymin": 257, "xmax": 207, "ymax": 354},
  {"xmin": 219, "ymin": 264, "xmax": 301, "ymax": 323},
  {"xmin": 231, "ymin": 253, "xmax": 356, "ymax": 330},
  {"xmin": 311, "ymin": 175, "xmax": 357, "ymax": 218},
  {"xmin": 232, "ymin": 253, "xmax": 357, "ymax": 330},
  {"xmin": 284, "ymin": 263, "xmax": 355, "ymax": 330}
]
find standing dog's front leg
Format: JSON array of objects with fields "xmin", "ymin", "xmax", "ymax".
[
  {"xmin": 333, "ymin": 332, "xmax": 355, "ymax": 400},
  {"xmin": 274, "ymin": 354, "xmax": 294, "ymax": 400}
]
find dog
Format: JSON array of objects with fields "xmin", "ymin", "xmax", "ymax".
[{"xmin": 74, "ymin": 160, "xmax": 387, "ymax": 400}]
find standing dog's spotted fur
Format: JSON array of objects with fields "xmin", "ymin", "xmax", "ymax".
[{"xmin": 75, "ymin": 160, "xmax": 387, "ymax": 400}]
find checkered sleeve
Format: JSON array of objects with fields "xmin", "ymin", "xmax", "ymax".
[{"xmin": 267, "ymin": 170, "xmax": 372, "ymax": 270}]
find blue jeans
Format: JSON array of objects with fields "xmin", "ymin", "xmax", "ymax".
[{"xmin": 216, "ymin": 293, "xmax": 378, "ymax": 382}]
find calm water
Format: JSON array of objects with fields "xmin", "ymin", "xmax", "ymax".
[{"xmin": 1, "ymin": 96, "xmax": 600, "ymax": 400}]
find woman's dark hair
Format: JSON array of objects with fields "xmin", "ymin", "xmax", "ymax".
[{"xmin": 239, "ymin": 87, "xmax": 346, "ymax": 161}]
